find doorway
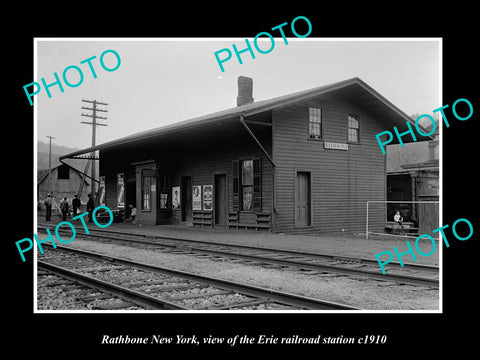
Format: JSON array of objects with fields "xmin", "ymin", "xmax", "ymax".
[
  {"xmin": 181, "ymin": 176, "xmax": 192, "ymax": 223},
  {"xmin": 295, "ymin": 171, "xmax": 311, "ymax": 227},
  {"xmin": 125, "ymin": 175, "xmax": 136, "ymax": 219},
  {"xmin": 214, "ymin": 174, "xmax": 227, "ymax": 226}
]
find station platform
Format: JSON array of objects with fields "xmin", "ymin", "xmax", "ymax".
[{"xmin": 38, "ymin": 216, "xmax": 440, "ymax": 266}]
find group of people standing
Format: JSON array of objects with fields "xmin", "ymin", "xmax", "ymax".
[{"xmin": 44, "ymin": 194, "xmax": 95, "ymax": 222}]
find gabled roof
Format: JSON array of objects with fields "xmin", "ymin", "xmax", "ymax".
[
  {"xmin": 61, "ymin": 77, "xmax": 421, "ymax": 160},
  {"xmin": 38, "ymin": 168, "xmax": 50, "ymax": 184},
  {"xmin": 37, "ymin": 163, "xmax": 90, "ymax": 186},
  {"xmin": 424, "ymin": 118, "xmax": 439, "ymax": 136}
]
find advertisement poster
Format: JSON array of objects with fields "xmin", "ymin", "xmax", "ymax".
[
  {"xmin": 116, "ymin": 173, "xmax": 125, "ymax": 208},
  {"xmin": 203, "ymin": 185, "xmax": 213, "ymax": 211},
  {"xmin": 172, "ymin": 186, "xmax": 180, "ymax": 209},
  {"xmin": 99, "ymin": 176, "xmax": 105, "ymax": 206},
  {"xmin": 192, "ymin": 185, "xmax": 202, "ymax": 210}
]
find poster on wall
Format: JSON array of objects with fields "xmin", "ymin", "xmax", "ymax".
[
  {"xmin": 203, "ymin": 185, "xmax": 213, "ymax": 211},
  {"xmin": 172, "ymin": 186, "xmax": 181, "ymax": 209},
  {"xmin": 117, "ymin": 173, "xmax": 125, "ymax": 208},
  {"xmin": 99, "ymin": 176, "xmax": 105, "ymax": 206},
  {"xmin": 192, "ymin": 185, "xmax": 202, "ymax": 210}
]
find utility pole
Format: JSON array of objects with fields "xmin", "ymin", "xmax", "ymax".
[
  {"xmin": 81, "ymin": 99, "xmax": 108, "ymax": 205},
  {"xmin": 46, "ymin": 135, "xmax": 55, "ymax": 197}
]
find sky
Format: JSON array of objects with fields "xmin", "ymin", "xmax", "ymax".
[{"xmin": 35, "ymin": 38, "xmax": 441, "ymax": 149}]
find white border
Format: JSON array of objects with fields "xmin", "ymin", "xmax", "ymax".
[{"xmin": 33, "ymin": 37, "xmax": 442, "ymax": 314}]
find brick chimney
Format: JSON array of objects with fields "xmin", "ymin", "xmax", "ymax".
[{"xmin": 237, "ymin": 76, "xmax": 254, "ymax": 106}]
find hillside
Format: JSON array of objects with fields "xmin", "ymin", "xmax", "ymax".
[{"xmin": 37, "ymin": 141, "xmax": 98, "ymax": 176}]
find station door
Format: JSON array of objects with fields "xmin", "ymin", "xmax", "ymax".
[
  {"xmin": 214, "ymin": 174, "xmax": 227, "ymax": 226},
  {"xmin": 295, "ymin": 171, "xmax": 311, "ymax": 227},
  {"xmin": 181, "ymin": 176, "xmax": 192, "ymax": 223}
]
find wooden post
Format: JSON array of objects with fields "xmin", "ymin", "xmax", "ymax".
[
  {"xmin": 81, "ymin": 99, "xmax": 108, "ymax": 205},
  {"xmin": 46, "ymin": 135, "xmax": 55, "ymax": 197}
]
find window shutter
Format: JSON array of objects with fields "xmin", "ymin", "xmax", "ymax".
[
  {"xmin": 232, "ymin": 160, "xmax": 239, "ymax": 212},
  {"xmin": 253, "ymin": 158, "xmax": 262, "ymax": 211}
]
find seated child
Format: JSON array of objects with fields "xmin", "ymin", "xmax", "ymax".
[
  {"xmin": 131, "ymin": 205, "xmax": 137, "ymax": 224},
  {"xmin": 393, "ymin": 210, "xmax": 404, "ymax": 228}
]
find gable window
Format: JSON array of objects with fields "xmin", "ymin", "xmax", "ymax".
[
  {"xmin": 57, "ymin": 165, "xmax": 70, "ymax": 180},
  {"xmin": 232, "ymin": 158, "xmax": 261, "ymax": 212},
  {"xmin": 348, "ymin": 114, "xmax": 359, "ymax": 143},
  {"xmin": 308, "ymin": 107, "xmax": 322, "ymax": 139}
]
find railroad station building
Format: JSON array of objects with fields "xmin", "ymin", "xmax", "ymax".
[{"xmin": 60, "ymin": 77, "xmax": 421, "ymax": 233}]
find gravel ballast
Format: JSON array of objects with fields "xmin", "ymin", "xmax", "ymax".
[{"xmin": 37, "ymin": 237, "xmax": 439, "ymax": 311}]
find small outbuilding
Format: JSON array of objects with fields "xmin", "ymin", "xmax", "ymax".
[
  {"xmin": 386, "ymin": 120, "xmax": 439, "ymax": 234},
  {"xmin": 37, "ymin": 163, "xmax": 90, "ymax": 204}
]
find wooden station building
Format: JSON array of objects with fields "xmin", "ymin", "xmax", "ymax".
[{"xmin": 60, "ymin": 77, "xmax": 419, "ymax": 233}]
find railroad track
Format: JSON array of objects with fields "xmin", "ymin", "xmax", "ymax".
[
  {"xmin": 37, "ymin": 266, "xmax": 148, "ymax": 310},
  {"xmin": 37, "ymin": 244, "xmax": 358, "ymax": 310},
  {"xmin": 38, "ymin": 223, "xmax": 439, "ymax": 288}
]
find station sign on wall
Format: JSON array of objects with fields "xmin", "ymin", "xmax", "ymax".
[{"xmin": 324, "ymin": 142, "xmax": 349, "ymax": 151}]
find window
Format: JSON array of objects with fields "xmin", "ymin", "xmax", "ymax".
[
  {"xmin": 232, "ymin": 159, "xmax": 261, "ymax": 212},
  {"xmin": 57, "ymin": 165, "xmax": 70, "ymax": 179},
  {"xmin": 348, "ymin": 114, "xmax": 359, "ymax": 143},
  {"xmin": 308, "ymin": 107, "xmax": 322, "ymax": 139},
  {"xmin": 158, "ymin": 174, "xmax": 170, "ymax": 210},
  {"xmin": 141, "ymin": 171, "xmax": 152, "ymax": 211},
  {"xmin": 242, "ymin": 160, "xmax": 253, "ymax": 210},
  {"xmin": 159, "ymin": 193, "xmax": 168, "ymax": 209}
]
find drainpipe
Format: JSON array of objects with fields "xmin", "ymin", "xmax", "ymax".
[{"xmin": 239, "ymin": 114, "xmax": 275, "ymax": 168}]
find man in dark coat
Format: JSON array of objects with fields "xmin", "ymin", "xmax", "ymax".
[
  {"xmin": 87, "ymin": 193, "xmax": 95, "ymax": 223},
  {"xmin": 60, "ymin": 197, "xmax": 69, "ymax": 221},
  {"xmin": 72, "ymin": 195, "xmax": 81, "ymax": 218},
  {"xmin": 44, "ymin": 194, "xmax": 52, "ymax": 221}
]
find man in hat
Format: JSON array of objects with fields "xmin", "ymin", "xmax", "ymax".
[
  {"xmin": 60, "ymin": 197, "xmax": 69, "ymax": 221},
  {"xmin": 72, "ymin": 194, "xmax": 81, "ymax": 219}
]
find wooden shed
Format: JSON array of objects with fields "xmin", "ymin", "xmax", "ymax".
[
  {"xmin": 61, "ymin": 77, "xmax": 420, "ymax": 233},
  {"xmin": 37, "ymin": 163, "xmax": 90, "ymax": 204}
]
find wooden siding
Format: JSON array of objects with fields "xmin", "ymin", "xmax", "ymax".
[
  {"xmin": 100, "ymin": 151, "xmax": 137, "ymax": 219},
  {"xmin": 38, "ymin": 167, "xmax": 90, "ymax": 204},
  {"xmin": 105, "ymin": 175, "xmax": 117, "ymax": 211},
  {"xmin": 169, "ymin": 143, "xmax": 273, "ymax": 227},
  {"xmin": 100, "ymin": 127, "xmax": 273, "ymax": 227},
  {"xmin": 272, "ymin": 96, "xmax": 386, "ymax": 233}
]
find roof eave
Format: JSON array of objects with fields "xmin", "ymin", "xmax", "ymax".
[{"xmin": 60, "ymin": 77, "xmax": 423, "ymax": 159}]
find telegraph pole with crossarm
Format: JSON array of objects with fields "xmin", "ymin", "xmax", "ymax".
[
  {"xmin": 81, "ymin": 99, "xmax": 108, "ymax": 205},
  {"xmin": 46, "ymin": 135, "xmax": 55, "ymax": 197}
]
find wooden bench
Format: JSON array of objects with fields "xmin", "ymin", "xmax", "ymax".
[
  {"xmin": 227, "ymin": 211, "xmax": 271, "ymax": 231},
  {"xmin": 96, "ymin": 209, "xmax": 124, "ymax": 223},
  {"xmin": 193, "ymin": 211, "xmax": 213, "ymax": 228},
  {"xmin": 385, "ymin": 221, "xmax": 418, "ymax": 235}
]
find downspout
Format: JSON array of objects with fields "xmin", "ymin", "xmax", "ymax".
[{"xmin": 239, "ymin": 114, "xmax": 275, "ymax": 168}]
